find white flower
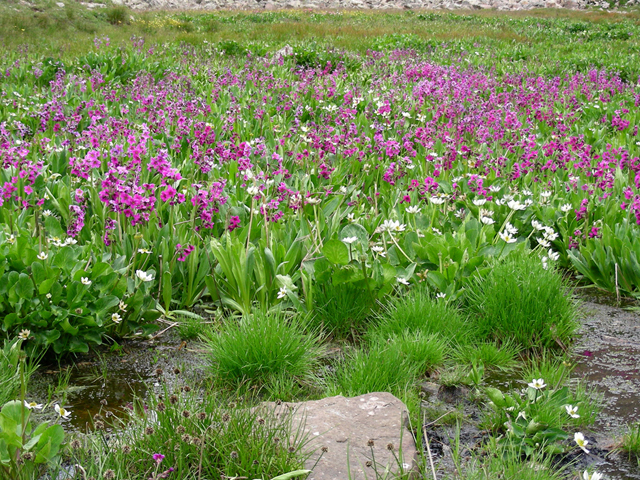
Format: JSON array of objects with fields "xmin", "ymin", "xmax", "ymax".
[
  {"xmin": 565, "ymin": 405, "xmax": 580, "ymax": 418},
  {"xmin": 548, "ymin": 250, "xmax": 560, "ymax": 261},
  {"xmin": 499, "ymin": 232, "xmax": 517, "ymax": 244},
  {"xmin": 432, "ymin": 228, "xmax": 442, "ymax": 236},
  {"xmin": 24, "ymin": 401, "xmax": 43, "ymax": 410},
  {"xmin": 505, "ymin": 223, "xmax": 518, "ymax": 235},
  {"xmin": 429, "ymin": 196, "xmax": 446, "ymax": 205},
  {"xmin": 43, "ymin": 209, "xmax": 53, "ymax": 217},
  {"xmin": 436, "ymin": 292, "xmax": 446, "ymax": 299},
  {"xmin": 111, "ymin": 313, "xmax": 122, "ymax": 324},
  {"xmin": 538, "ymin": 238, "xmax": 551, "ymax": 248},
  {"xmin": 522, "ymin": 189, "xmax": 533, "ymax": 196},
  {"xmin": 81, "ymin": 277, "xmax": 92, "ymax": 286},
  {"xmin": 347, "ymin": 213, "xmax": 355, "ymax": 222},
  {"xmin": 528, "ymin": 378, "xmax": 546, "ymax": 390},
  {"xmin": 119, "ymin": 301, "xmax": 127, "ymax": 312},
  {"xmin": 406, "ymin": 205, "xmax": 421, "ymax": 214},
  {"xmin": 371, "ymin": 246, "xmax": 386, "ymax": 257},
  {"xmin": 531, "ymin": 220, "xmax": 545, "ymax": 231},
  {"xmin": 135, "ymin": 270, "xmax": 154, "ymax": 282},
  {"xmin": 560, "ymin": 203, "xmax": 572, "ymax": 213},
  {"xmin": 480, "ymin": 216, "xmax": 495, "ymax": 225},
  {"xmin": 583, "ymin": 470, "xmax": 603, "ymax": 480},
  {"xmin": 540, "ymin": 191, "xmax": 552, "ymax": 198},
  {"xmin": 507, "ymin": 200, "xmax": 526, "ymax": 211},
  {"xmin": 473, "ymin": 198, "xmax": 487, "ymax": 206},
  {"xmin": 64, "ymin": 238, "xmax": 77, "ymax": 246},
  {"xmin": 541, "ymin": 257, "xmax": 549, "ymax": 270},
  {"xmin": 6, "ymin": 234, "xmax": 16, "ymax": 245},
  {"xmin": 54, "ymin": 404, "xmax": 71, "ymax": 419},
  {"xmin": 247, "ymin": 186, "xmax": 260, "ymax": 196},
  {"xmin": 45, "ymin": 293, "xmax": 52, "ymax": 299},
  {"xmin": 37, "ymin": 252, "xmax": 48, "ymax": 260},
  {"xmin": 574, "ymin": 432, "xmax": 590, "ymax": 453},
  {"xmin": 18, "ymin": 329, "xmax": 31, "ymax": 340},
  {"xmin": 489, "ymin": 185, "xmax": 501, "ymax": 193},
  {"xmin": 396, "ymin": 277, "xmax": 410, "ymax": 285},
  {"xmin": 380, "ymin": 220, "xmax": 406, "ymax": 233},
  {"xmin": 342, "ymin": 236, "xmax": 358, "ymax": 245},
  {"xmin": 277, "ymin": 286, "xmax": 287, "ymax": 299},
  {"xmin": 138, "ymin": 248, "xmax": 152, "ymax": 254}
]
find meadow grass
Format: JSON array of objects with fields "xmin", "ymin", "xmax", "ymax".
[
  {"xmin": 462, "ymin": 253, "xmax": 578, "ymax": 351},
  {"xmin": 202, "ymin": 311, "xmax": 325, "ymax": 398},
  {"xmin": 68, "ymin": 382, "xmax": 311, "ymax": 479},
  {"xmin": 1, "ymin": 2, "xmax": 640, "ymax": 80},
  {"xmin": 368, "ymin": 288, "xmax": 471, "ymax": 346}
]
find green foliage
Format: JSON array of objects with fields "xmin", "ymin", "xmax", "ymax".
[
  {"xmin": 569, "ymin": 220, "xmax": 640, "ymax": 299},
  {"xmin": 203, "ymin": 312, "xmax": 324, "ymax": 397},
  {"xmin": 0, "ymin": 400, "xmax": 66, "ymax": 479},
  {"xmin": 484, "ymin": 383, "xmax": 570, "ymax": 457},
  {"xmin": 0, "ymin": 231, "xmax": 129, "ymax": 355},
  {"xmin": 463, "ymin": 253, "xmax": 578, "ymax": 351}
]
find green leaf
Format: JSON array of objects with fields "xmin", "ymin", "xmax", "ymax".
[
  {"xmin": 340, "ymin": 223, "xmax": 369, "ymax": 248},
  {"xmin": 322, "ymin": 239, "xmax": 350, "ymax": 265},
  {"xmin": 93, "ymin": 296, "xmax": 120, "ymax": 316},
  {"xmin": 34, "ymin": 424, "xmax": 64, "ymax": 464},
  {"xmin": 15, "ymin": 273, "xmax": 34, "ymax": 300}
]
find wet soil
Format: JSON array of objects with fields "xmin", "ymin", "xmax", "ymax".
[
  {"xmin": 28, "ymin": 331, "xmax": 204, "ymax": 432},
  {"xmin": 572, "ymin": 294, "xmax": 640, "ymax": 479}
]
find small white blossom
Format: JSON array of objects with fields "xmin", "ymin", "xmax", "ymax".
[
  {"xmin": 135, "ymin": 270, "xmax": 154, "ymax": 282},
  {"xmin": 18, "ymin": 329, "xmax": 31, "ymax": 340},
  {"xmin": 480, "ymin": 216, "xmax": 495, "ymax": 225},
  {"xmin": 473, "ymin": 198, "xmax": 487, "ymax": 206},
  {"xmin": 574, "ymin": 432, "xmax": 590, "ymax": 453},
  {"xmin": 37, "ymin": 252, "xmax": 48, "ymax": 260},
  {"xmin": 24, "ymin": 401, "xmax": 43, "ymax": 410},
  {"xmin": 560, "ymin": 203, "xmax": 572, "ymax": 213},
  {"xmin": 406, "ymin": 205, "xmax": 421, "ymax": 214},
  {"xmin": 277, "ymin": 286, "xmax": 287, "ymax": 299},
  {"xmin": 81, "ymin": 277, "xmax": 92, "ymax": 286},
  {"xmin": 565, "ymin": 405, "xmax": 580, "ymax": 418},
  {"xmin": 54, "ymin": 404, "xmax": 71, "ymax": 419},
  {"xmin": 342, "ymin": 236, "xmax": 358, "ymax": 245},
  {"xmin": 396, "ymin": 277, "xmax": 410, "ymax": 285},
  {"xmin": 111, "ymin": 313, "xmax": 122, "ymax": 324},
  {"xmin": 528, "ymin": 378, "xmax": 546, "ymax": 390}
]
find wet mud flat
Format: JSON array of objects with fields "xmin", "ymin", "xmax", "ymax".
[{"xmin": 572, "ymin": 298, "xmax": 640, "ymax": 479}]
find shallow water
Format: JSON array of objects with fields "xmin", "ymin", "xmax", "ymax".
[{"xmin": 29, "ymin": 335, "xmax": 200, "ymax": 432}]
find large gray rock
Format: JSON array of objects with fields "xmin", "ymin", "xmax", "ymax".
[{"xmin": 273, "ymin": 393, "xmax": 419, "ymax": 480}]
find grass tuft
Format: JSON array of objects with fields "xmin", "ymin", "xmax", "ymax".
[
  {"xmin": 462, "ymin": 252, "xmax": 578, "ymax": 351},
  {"xmin": 203, "ymin": 311, "xmax": 325, "ymax": 398}
]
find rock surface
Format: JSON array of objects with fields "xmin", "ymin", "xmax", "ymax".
[
  {"xmin": 272, "ymin": 393, "xmax": 419, "ymax": 480},
  {"xmin": 113, "ymin": 0, "xmax": 632, "ymax": 11}
]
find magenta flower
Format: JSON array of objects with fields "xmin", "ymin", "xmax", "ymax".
[{"xmin": 153, "ymin": 453, "xmax": 165, "ymax": 464}]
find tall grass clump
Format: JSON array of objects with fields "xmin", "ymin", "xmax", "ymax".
[
  {"xmin": 368, "ymin": 287, "xmax": 471, "ymax": 345},
  {"xmin": 621, "ymin": 422, "xmax": 640, "ymax": 460},
  {"xmin": 203, "ymin": 312, "xmax": 325, "ymax": 396},
  {"xmin": 311, "ymin": 281, "xmax": 374, "ymax": 339},
  {"xmin": 463, "ymin": 253, "xmax": 578, "ymax": 351}
]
